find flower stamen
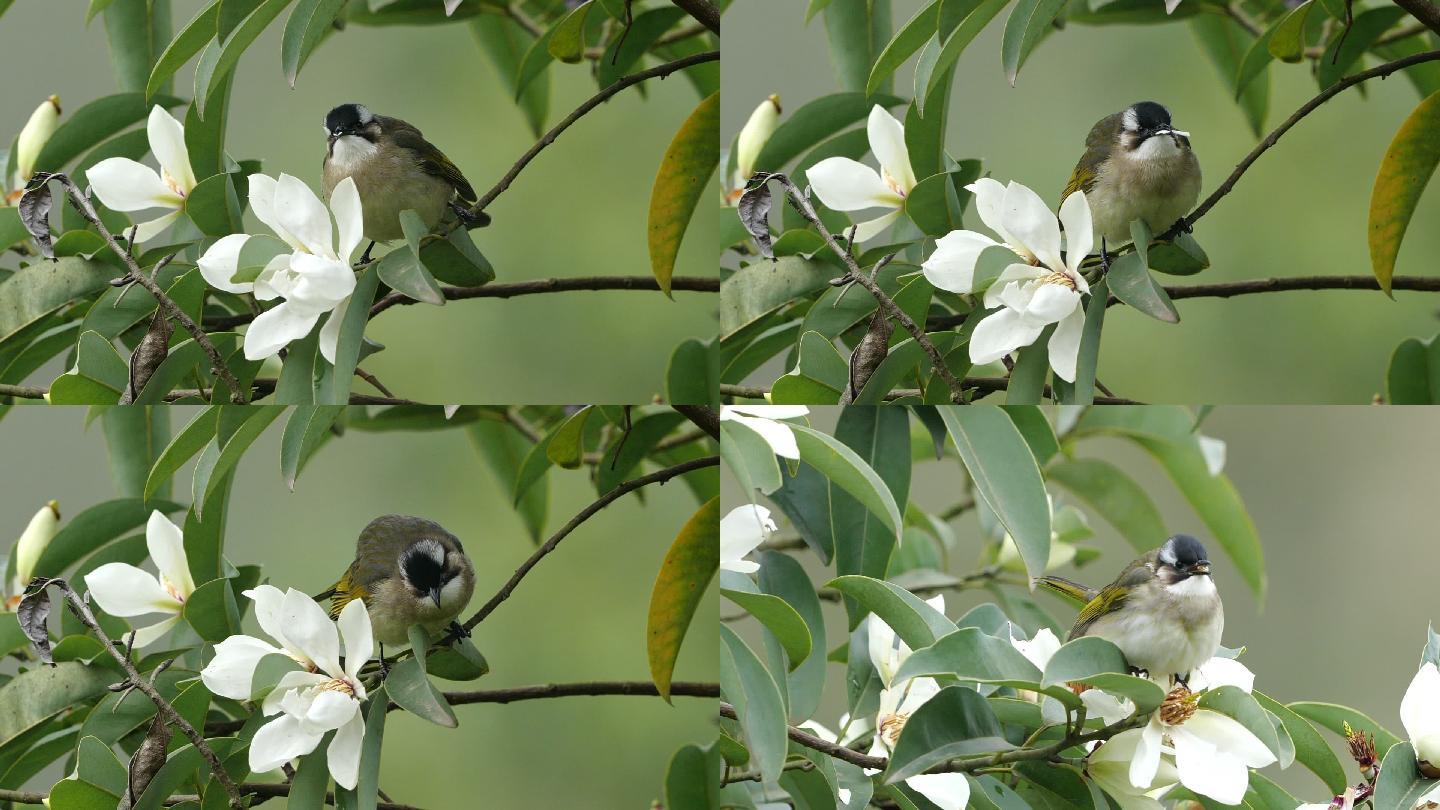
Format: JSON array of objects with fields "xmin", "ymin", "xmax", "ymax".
[
  {"xmin": 1158, "ymin": 684, "xmax": 1199, "ymax": 726},
  {"xmin": 879, "ymin": 712, "xmax": 910, "ymax": 745},
  {"xmin": 1042, "ymin": 271, "xmax": 1078, "ymax": 291}
]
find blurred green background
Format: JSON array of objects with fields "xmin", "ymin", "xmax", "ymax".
[
  {"xmin": 0, "ymin": 406, "xmax": 718, "ymax": 807},
  {"xmin": 724, "ymin": 406, "xmax": 1440, "ymax": 800},
  {"xmin": 0, "ymin": 2, "xmax": 717, "ymax": 404},
  {"xmin": 722, "ymin": 1, "xmax": 1440, "ymax": 404}
]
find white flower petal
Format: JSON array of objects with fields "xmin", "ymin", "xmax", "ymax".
[
  {"xmin": 982, "ymin": 265, "xmax": 1047, "ymax": 309},
  {"xmin": 1173, "ymin": 727, "xmax": 1249, "ymax": 805},
  {"xmin": 330, "ymin": 177, "xmax": 364, "ymax": 264},
  {"xmin": 14, "ymin": 502, "xmax": 58, "ymax": 588},
  {"xmin": 867, "ymin": 105, "xmax": 916, "ymax": 195},
  {"xmin": 249, "ymin": 714, "xmax": 323, "ymax": 774},
  {"xmin": 328, "ymin": 712, "xmax": 366, "ymax": 790},
  {"xmin": 317, "ymin": 300, "xmax": 348, "ymax": 365},
  {"xmin": 807, "ymin": 157, "xmax": 903, "ymax": 212},
  {"xmin": 244, "ymin": 301, "xmax": 323, "ymax": 361},
  {"xmin": 896, "ymin": 677, "xmax": 940, "ymax": 715},
  {"xmin": 299, "ymin": 689, "xmax": 359, "ymax": 733},
  {"xmin": 201, "ymin": 634, "xmax": 285, "ymax": 699},
  {"xmin": 264, "ymin": 671, "xmax": 330, "ymax": 715},
  {"xmin": 1402, "ymin": 665, "xmax": 1440, "ymax": 747},
  {"xmin": 1192, "ymin": 656, "xmax": 1254, "ymax": 693},
  {"xmin": 729, "ymin": 413, "xmax": 799, "ymax": 459},
  {"xmin": 248, "ymin": 174, "xmax": 302, "ymax": 251},
  {"xmin": 719, "ymin": 505, "xmax": 774, "ymax": 573},
  {"xmin": 1010, "ymin": 628, "xmax": 1061, "ymax": 670},
  {"xmin": 1001, "ymin": 181, "xmax": 1064, "ymax": 271},
  {"xmin": 87, "ymin": 158, "xmax": 181, "ymax": 212},
  {"xmin": 905, "ymin": 772, "xmax": 969, "ymax": 810},
  {"xmin": 198, "ymin": 233, "xmax": 254, "ymax": 293},
  {"xmin": 145, "ymin": 511, "xmax": 194, "ymax": 599},
  {"xmin": 282, "ymin": 588, "xmax": 343, "ymax": 677},
  {"xmin": 851, "ymin": 208, "xmax": 903, "ymax": 243},
  {"xmin": 1025, "ymin": 284, "xmax": 1081, "ymax": 324},
  {"xmin": 147, "ymin": 106, "xmax": 196, "ymax": 193},
  {"xmin": 970, "ymin": 308, "xmax": 1044, "ymax": 366},
  {"xmin": 131, "ymin": 209, "xmax": 183, "ymax": 243},
  {"xmin": 128, "ymin": 614, "xmax": 182, "ymax": 648},
  {"xmin": 1080, "ymin": 687, "xmax": 1135, "ymax": 726},
  {"xmin": 84, "ymin": 563, "xmax": 181, "ymax": 617},
  {"xmin": 286, "ymin": 253, "xmax": 357, "ymax": 309},
  {"xmin": 275, "ymin": 174, "xmax": 335, "ymax": 259},
  {"xmin": 337, "ymin": 599, "xmax": 374, "ymax": 680},
  {"xmin": 245, "ymin": 585, "xmax": 298, "ymax": 657},
  {"xmin": 869, "ymin": 613, "xmax": 899, "ymax": 686},
  {"xmin": 1130, "ymin": 717, "xmax": 1165, "ymax": 789},
  {"xmin": 1183, "ymin": 710, "xmax": 1276, "ymax": 768},
  {"xmin": 1047, "ymin": 307, "xmax": 1086, "ymax": 383},
  {"xmin": 1059, "ymin": 190, "xmax": 1094, "ymax": 273},
  {"xmin": 923, "ymin": 230, "xmax": 1000, "ymax": 294},
  {"xmin": 966, "ymin": 178, "xmax": 1014, "ymax": 244}
]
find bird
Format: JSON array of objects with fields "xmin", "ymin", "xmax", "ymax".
[
  {"xmin": 1035, "ymin": 534, "xmax": 1223, "ymax": 686},
  {"xmin": 317, "ymin": 515, "xmax": 476, "ymax": 648},
  {"xmin": 1060, "ymin": 101, "xmax": 1201, "ymax": 262},
  {"xmin": 320, "ymin": 103, "xmax": 489, "ymax": 263}
]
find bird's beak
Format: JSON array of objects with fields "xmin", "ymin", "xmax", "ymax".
[
  {"xmin": 429, "ymin": 586, "xmax": 444, "ymax": 609},
  {"xmin": 1190, "ymin": 561, "xmax": 1211, "ymax": 576}
]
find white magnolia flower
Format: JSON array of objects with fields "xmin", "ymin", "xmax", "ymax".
[
  {"xmin": 6, "ymin": 500, "xmax": 59, "ymax": 610},
  {"xmin": 1130, "ymin": 698, "xmax": 1276, "ymax": 804},
  {"xmin": 731, "ymin": 94, "xmax": 781, "ymax": 199},
  {"xmin": 1401, "ymin": 662, "xmax": 1440, "ymax": 774},
  {"xmin": 1010, "ymin": 627, "xmax": 1135, "ymax": 725},
  {"xmin": 1087, "ymin": 728, "xmax": 1179, "ymax": 810},
  {"xmin": 719, "ymin": 405, "xmax": 808, "ymax": 459},
  {"xmin": 1165, "ymin": 0, "xmax": 1182, "ymax": 12},
  {"xmin": 7, "ymin": 95, "xmax": 60, "ymax": 204},
  {"xmin": 719, "ymin": 504, "xmax": 775, "ymax": 574},
  {"xmin": 83, "ymin": 511, "xmax": 195, "ymax": 647},
  {"xmin": 1198, "ymin": 435, "xmax": 1226, "ymax": 476},
  {"xmin": 807, "ymin": 106, "xmax": 917, "ymax": 242},
  {"xmin": 1186, "ymin": 654, "xmax": 1254, "ymax": 694},
  {"xmin": 197, "ymin": 174, "xmax": 362, "ymax": 362},
  {"xmin": 922, "ymin": 179, "xmax": 1094, "ymax": 381},
  {"xmin": 200, "ymin": 586, "xmax": 374, "ymax": 790},
  {"xmin": 88, "ymin": 106, "xmax": 198, "ymax": 242}
]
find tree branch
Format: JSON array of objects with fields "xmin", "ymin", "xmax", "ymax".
[
  {"xmin": 718, "ymin": 382, "xmax": 1142, "ymax": 405},
  {"xmin": 1393, "ymin": 0, "xmax": 1440, "ymax": 35},
  {"xmin": 1102, "ymin": 275, "xmax": 1440, "ymax": 305},
  {"xmin": 673, "ymin": 405, "xmax": 719, "ymax": 440},
  {"xmin": 669, "ymin": 0, "xmax": 720, "ymax": 33},
  {"xmin": 0, "ymin": 379, "xmax": 417, "ymax": 405},
  {"xmin": 40, "ymin": 579, "xmax": 244, "ymax": 809},
  {"xmin": 47, "ymin": 175, "xmax": 247, "ymax": 404},
  {"xmin": 0, "ymin": 785, "xmax": 422, "ymax": 808},
  {"xmin": 462, "ymin": 455, "xmax": 719, "ymax": 631},
  {"xmin": 767, "ymin": 174, "xmax": 968, "ymax": 404},
  {"xmin": 1187, "ymin": 49, "xmax": 1440, "ymax": 227}
]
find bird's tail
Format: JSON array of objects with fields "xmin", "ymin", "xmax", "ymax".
[{"xmin": 1032, "ymin": 575, "xmax": 1099, "ymax": 607}]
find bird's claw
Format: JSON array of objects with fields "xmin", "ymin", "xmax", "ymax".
[{"xmin": 442, "ymin": 621, "xmax": 471, "ymax": 645}]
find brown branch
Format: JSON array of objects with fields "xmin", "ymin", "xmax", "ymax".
[
  {"xmin": 1097, "ymin": 275, "xmax": 1440, "ymax": 307},
  {"xmin": 42, "ymin": 579, "xmax": 243, "ymax": 809},
  {"xmin": 1187, "ymin": 49, "xmax": 1440, "ymax": 227},
  {"xmin": 718, "ymin": 382, "xmax": 1142, "ymax": 405},
  {"xmin": 0, "ymin": 785, "xmax": 422, "ymax": 809},
  {"xmin": 48, "ymin": 174, "xmax": 247, "ymax": 404},
  {"xmin": 669, "ymin": 0, "xmax": 720, "ymax": 33},
  {"xmin": 1393, "ymin": 0, "xmax": 1440, "ymax": 35},
  {"xmin": 462, "ymin": 455, "xmax": 719, "ymax": 631},
  {"xmin": 0, "ymin": 379, "xmax": 417, "ymax": 405},
  {"xmin": 673, "ymin": 405, "xmax": 719, "ymax": 440}
]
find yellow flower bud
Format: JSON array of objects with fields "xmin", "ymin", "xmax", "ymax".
[
  {"xmin": 734, "ymin": 94, "xmax": 781, "ymax": 189},
  {"xmin": 12, "ymin": 95, "xmax": 60, "ymax": 195},
  {"xmin": 14, "ymin": 500, "xmax": 60, "ymax": 591}
]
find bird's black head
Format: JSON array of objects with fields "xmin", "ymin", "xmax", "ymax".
[
  {"xmin": 1120, "ymin": 101, "xmax": 1190, "ymax": 152},
  {"xmin": 324, "ymin": 103, "xmax": 376, "ymax": 142},
  {"xmin": 399, "ymin": 538, "xmax": 454, "ymax": 609},
  {"xmin": 1158, "ymin": 534, "xmax": 1211, "ymax": 579}
]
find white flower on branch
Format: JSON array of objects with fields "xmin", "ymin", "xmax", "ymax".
[
  {"xmin": 729, "ymin": 94, "xmax": 781, "ymax": 202},
  {"xmin": 1009, "ymin": 627, "xmax": 1135, "ymax": 725},
  {"xmin": 1087, "ymin": 728, "xmax": 1179, "ymax": 810},
  {"xmin": 87, "ymin": 106, "xmax": 197, "ymax": 242},
  {"xmin": 923, "ymin": 179, "xmax": 1094, "ymax": 382},
  {"xmin": 200, "ymin": 585, "xmax": 374, "ymax": 790},
  {"xmin": 719, "ymin": 405, "xmax": 808, "ymax": 458},
  {"xmin": 1129, "ymin": 688, "xmax": 1276, "ymax": 804},
  {"xmin": 1402, "ymin": 661, "xmax": 1440, "ymax": 789},
  {"xmin": 83, "ymin": 511, "xmax": 195, "ymax": 648},
  {"xmin": 719, "ymin": 504, "xmax": 775, "ymax": 573},
  {"xmin": 807, "ymin": 105, "xmax": 917, "ymax": 242},
  {"xmin": 6, "ymin": 95, "xmax": 60, "ymax": 204},
  {"xmin": 6, "ymin": 500, "xmax": 59, "ymax": 610},
  {"xmin": 197, "ymin": 174, "xmax": 362, "ymax": 362}
]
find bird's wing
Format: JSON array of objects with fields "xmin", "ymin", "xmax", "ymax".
[
  {"xmin": 385, "ymin": 118, "xmax": 476, "ymax": 202},
  {"xmin": 325, "ymin": 565, "xmax": 371, "ymax": 618},
  {"xmin": 1033, "ymin": 576, "xmax": 1099, "ymax": 606},
  {"xmin": 1070, "ymin": 560, "xmax": 1155, "ymax": 640},
  {"xmin": 1061, "ymin": 112, "xmax": 1121, "ymax": 203}
]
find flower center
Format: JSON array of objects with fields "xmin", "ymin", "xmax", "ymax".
[
  {"xmin": 1158, "ymin": 684, "xmax": 1198, "ymax": 726},
  {"xmin": 319, "ymin": 677, "xmax": 357, "ymax": 698},
  {"xmin": 162, "ymin": 169, "xmax": 187, "ymax": 198},
  {"xmin": 1042, "ymin": 271, "xmax": 1077, "ymax": 291},
  {"xmin": 882, "ymin": 168, "xmax": 907, "ymax": 198},
  {"xmin": 161, "ymin": 577, "xmax": 186, "ymax": 604},
  {"xmin": 878, "ymin": 711, "xmax": 909, "ymax": 746}
]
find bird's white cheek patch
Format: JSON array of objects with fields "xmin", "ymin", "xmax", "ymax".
[
  {"xmin": 439, "ymin": 576, "xmax": 469, "ymax": 612},
  {"xmin": 330, "ymin": 135, "xmax": 378, "ymax": 172}
]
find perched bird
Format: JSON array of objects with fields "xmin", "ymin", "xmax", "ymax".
[
  {"xmin": 319, "ymin": 515, "xmax": 476, "ymax": 647},
  {"xmin": 1060, "ymin": 101, "xmax": 1201, "ymax": 256},
  {"xmin": 1035, "ymin": 534, "xmax": 1222, "ymax": 685},
  {"xmin": 320, "ymin": 103, "xmax": 488, "ymax": 261}
]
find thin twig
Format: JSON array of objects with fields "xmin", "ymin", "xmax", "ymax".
[
  {"xmin": 669, "ymin": 0, "xmax": 720, "ymax": 33},
  {"xmin": 1099, "ymin": 275, "xmax": 1440, "ymax": 307},
  {"xmin": 49, "ymin": 175, "xmax": 247, "ymax": 403},
  {"xmin": 462, "ymin": 455, "xmax": 719, "ymax": 631},
  {"xmin": 718, "ymin": 382, "xmax": 1142, "ymax": 405},
  {"xmin": 0, "ymin": 379, "xmax": 417, "ymax": 405},
  {"xmin": 1187, "ymin": 49, "xmax": 1440, "ymax": 226},
  {"xmin": 1392, "ymin": 0, "xmax": 1440, "ymax": 35},
  {"xmin": 45, "ymin": 579, "xmax": 244, "ymax": 809}
]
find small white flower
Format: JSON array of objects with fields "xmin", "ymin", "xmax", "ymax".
[
  {"xmin": 923, "ymin": 179, "xmax": 1094, "ymax": 382},
  {"xmin": 1087, "ymin": 728, "xmax": 1179, "ymax": 810},
  {"xmin": 6, "ymin": 500, "xmax": 59, "ymax": 609},
  {"xmin": 731, "ymin": 94, "xmax": 781, "ymax": 198},
  {"xmin": 197, "ymin": 173, "xmax": 362, "ymax": 362},
  {"xmin": 807, "ymin": 106, "xmax": 917, "ymax": 242},
  {"xmin": 719, "ymin": 504, "xmax": 775, "ymax": 574},
  {"xmin": 1186, "ymin": 654, "xmax": 1254, "ymax": 694},
  {"xmin": 1165, "ymin": 0, "xmax": 1182, "ymax": 12},
  {"xmin": 7, "ymin": 95, "xmax": 60, "ymax": 203},
  {"xmin": 1130, "ymin": 701, "xmax": 1276, "ymax": 804},
  {"xmin": 1010, "ymin": 627, "xmax": 1135, "ymax": 725},
  {"xmin": 83, "ymin": 511, "xmax": 195, "ymax": 648},
  {"xmin": 1401, "ymin": 662, "xmax": 1440, "ymax": 770},
  {"xmin": 719, "ymin": 405, "xmax": 808, "ymax": 459},
  {"xmin": 200, "ymin": 586, "xmax": 374, "ymax": 790},
  {"xmin": 87, "ymin": 106, "xmax": 197, "ymax": 242}
]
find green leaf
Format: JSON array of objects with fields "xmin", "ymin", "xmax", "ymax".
[
  {"xmin": 868, "ymin": 0, "xmax": 941, "ymax": 95},
  {"xmin": 649, "ymin": 92, "xmax": 718, "ymax": 296},
  {"xmin": 893, "ymin": 627, "xmax": 1043, "ymax": 686},
  {"xmin": 1369, "ymin": 89, "xmax": 1440, "ymax": 296},
  {"xmin": 938, "ymin": 407, "xmax": 1052, "ymax": 579},
  {"xmin": 1374, "ymin": 741, "xmax": 1439, "ymax": 810},
  {"xmin": 48, "ymin": 331, "xmax": 129, "ymax": 405},
  {"xmin": 597, "ymin": 7, "xmax": 687, "ymax": 86},
  {"xmin": 666, "ymin": 338, "xmax": 718, "ymax": 405},
  {"xmin": 1317, "ymin": 7, "xmax": 1407, "ymax": 89},
  {"xmin": 921, "ymin": 0, "xmax": 1009, "ymax": 101},
  {"xmin": 416, "ymin": 226, "xmax": 493, "ymax": 287},
  {"xmin": 1387, "ymin": 334, "xmax": 1440, "ymax": 404},
  {"xmin": 195, "ymin": 406, "xmax": 283, "ymax": 513},
  {"xmin": 648, "ymin": 497, "xmax": 718, "ymax": 701},
  {"xmin": 424, "ymin": 638, "xmax": 489, "ymax": 682},
  {"xmin": 720, "ymin": 418, "xmax": 783, "ymax": 496},
  {"xmin": 754, "ymin": 93, "xmax": 904, "ymax": 172},
  {"xmin": 469, "ymin": 15, "xmax": 550, "ymax": 137},
  {"xmin": 1046, "ymin": 458, "xmax": 1166, "ymax": 553},
  {"xmin": 187, "ymin": 74, "xmax": 235, "ymax": 179},
  {"xmin": 36, "ymin": 93, "xmax": 181, "ymax": 172},
  {"xmin": 755, "ymin": 551, "xmax": 827, "ymax": 722},
  {"xmin": 1190, "ymin": 15, "xmax": 1268, "ymax": 137},
  {"xmin": 0, "ymin": 260, "xmax": 114, "ymax": 348},
  {"xmin": 275, "ymin": 327, "xmax": 321, "ymax": 405},
  {"xmin": 102, "ymin": 0, "xmax": 171, "ymax": 95},
  {"xmin": 1253, "ymin": 691, "xmax": 1347, "ymax": 794},
  {"xmin": 34, "ymin": 498, "xmax": 181, "ymax": 576},
  {"xmin": 186, "ymin": 173, "xmax": 243, "ymax": 236},
  {"xmin": 0, "ymin": 663, "xmax": 112, "ymax": 749},
  {"xmin": 282, "ymin": 0, "xmax": 346, "ymax": 86},
  {"xmin": 823, "ymin": 575, "xmax": 956, "ymax": 650},
  {"xmin": 513, "ymin": 20, "xmax": 557, "ymax": 101},
  {"xmin": 198, "ymin": 0, "xmax": 296, "ymax": 118},
  {"xmin": 467, "ymin": 421, "xmax": 546, "ymax": 542},
  {"xmin": 1006, "ymin": 329, "xmax": 1051, "ymax": 405},
  {"xmin": 1267, "ymin": 0, "xmax": 1314, "ymax": 63},
  {"xmin": 884, "ymin": 686, "xmax": 1009, "ymax": 783},
  {"xmin": 102, "ymin": 406, "xmax": 169, "ymax": 499},
  {"xmin": 1288, "ymin": 701, "xmax": 1402, "ymax": 757},
  {"xmin": 547, "ymin": 0, "xmax": 594, "ymax": 63},
  {"xmin": 1108, "ymin": 251, "xmax": 1179, "ymax": 323},
  {"xmin": 355, "ymin": 684, "xmax": 387, "ymax": 810},
  {"xmin": 544, "ymin": 405, "xmax": 593, "ymax": 469},
  {"xmin": 826, "ymin": 407, "xmax": 911, "ymax": 627},
  {"xmin": 377, "ymin": 235, "xmax": 444, "ymax": 307},
  {"xmin": 387, "ymin": 648, "xmax": 457, "ymax": 727},
  {"xmin": 721, "ymin": 574, "xmax": 812, "ymax": 672},
  {"xmin": 720, "ymin": 625, "xmax": 787, "ymax": 784},
  {"xmin": 318, "ymin": 263, "xmax": 379, "ymax": 405},
  {"xmin": 46, "ymin": 779, "xmax": 120, "ymax": 808},
  {"xmin": 1234, "ymin": 16, "xmax": 1280, "ymax": 101},
  {"xmin": 790, "ymin": 423, "xmax": 904, "ymax": 539},
  {"xmin": 147, "ymin": 1, "xmax": 221, "ymax": 99},
  {"xmin": 666, "ymin": 743, "xmax": 722, "ymax": 810},
  {"xmin": 720, "ymin": 257, "xmax": 830, "ymax": 339},
  {"xmin": 1040, "ymin": 637, "xmax": 1167, "ymax": 712},
  {"xmin": 1001, "ymin": 0, "xmax": 1065, "ymax": 85},
  {"xmin": 595, "ymin": 412, "xmax": 687, "ymax": 494},
  {"xmin": 183, "ymin": 577, "xmax": 242, "ymax": 642},
  {"xmin": 288, "ymin": 732, "xmax": 332, "ymax": 809},
  {"xmin": 1147, "ymin": 231, "xmax": 1209, "ymax": 276},
  {"xmin": 1199, "ymin": 686, "xmax": 1283, "ymax": 759},
  {"xmin": 145, "ymin": 406, "xmax": 219, "ymax": 500}
]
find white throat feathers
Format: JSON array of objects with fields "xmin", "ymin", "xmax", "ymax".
[{"xmin": 330, "ymin": 134, "xmax": 378, "ymax": 173}]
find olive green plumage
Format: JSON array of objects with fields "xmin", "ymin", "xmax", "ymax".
[{"xmin": 1035, "ymin": 548, "xmax": 1160, "ymax": 640}]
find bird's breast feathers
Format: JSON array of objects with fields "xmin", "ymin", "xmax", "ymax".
[
  {"xmin": 1083, "ymin": 575, "xmax": 1222, "ymax": 676},
  {"xmin": 1087, "ymin": 142, "xmax": 1200, "ymax": 244}
]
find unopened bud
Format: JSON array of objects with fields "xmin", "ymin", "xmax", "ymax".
[
  {"xmin": 14, "ymin": 500, "xmax": 59, "ymax": 591},
  {"xmin": 734, "ymin": 94, "xmax": 781, "ymax": 190},
  {"xmin": 12, "ymin": 96, "xmax": 60, "ymax": 196}
]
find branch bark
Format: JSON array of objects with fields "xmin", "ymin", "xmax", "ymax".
[
  {"xmin": 1392, "ymin": 0, "xmax": 1440, "ymax": 36},
  {"xmin": 0, "ymin": 785, "xmax": 423, "ymax": 809},
  {"xmin": 673, "ymin": 405, "xmax": 719, "ymax": 440},
  {"xmin": 719, "ymin": 382, "xmax": 1143, "ymax": 405},
  {"xmin": 670, "ymin": 0, "xmax": 721, "ymax": 33},
  {"xmin": 0, "ymin": 379, "xmax": 417, "ymax": 405},
  {"xmin": 1101, "ymin": 275, "xmax": 1440, "ymax": 307}
]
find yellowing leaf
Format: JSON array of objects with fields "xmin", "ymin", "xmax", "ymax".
[
  {"xmin": 648, "ymin": 92, "xmax": 719, "ymax": 297},
  {"xmin": 647, "ymin": 496, "xmax": 718, "ymax": 702},
  {"xmin": 1370, "ymin": 89, "xmax": 1440, "ymax": 295}
]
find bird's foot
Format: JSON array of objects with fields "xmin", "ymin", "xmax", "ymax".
[
  {"xmin": 376, "ymin": 643, "xmax": 390, "ymax": 681},
  {"xmin": 359, "ymin": 241, "xmax": 376, "ymax": 264},
  {"xmin": 1127, "ymin": 665, "xmax": 1149, "ymax": 679},
  {"xmin": 1100, "ymin": 237, "xmax": 1110, "ymax": 275},
  {"xmin": 1158, "ymin": 217, "xmax": 1192, "ymax": 242},
  {"xmin": 1174, "ymin": 672, "xmax": 1191, "ymax": 689},
  {"xmin": 450, "ymin": 201, "xmax": 491, "ymax": 228},
  {"xmin": 443, "ymin": 621, "xmax": 471, "ymax": 645}
]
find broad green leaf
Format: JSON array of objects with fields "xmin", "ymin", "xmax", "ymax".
[
  {"xmin": 193, "ymin": 407, "xmax": 282, "ymax": 513},
  {"xmin": 1374, "ymin": 741, "xmax": 1439, "ymax": 810},
  {"xmin": 754, "ymin": 93, "xmax": 904, "ymax": 172},
  {"xmin": 36, "ymin": 94, "xmax": 182, "ymax": 171},
  {"xmin": 198, "ymin": 0, "xmax": 296, "ymax": 118},
  {"xmin": 1046, "ymin": 458, "xmax": 1166, "ymax": 552},
  {"xmin": 720, "ymin": 256, "xmax": 830, "ymax": 339},
  {"xmin": 416, "ymin": 226, "xmax": 493, "ymax": 287},
  {"xmin": 183, "ymin": 577, "xmax": 243, "ymax": 642},
  {"xmin": 377, "ymin": 232, "xmax": 444, "ymax": 306},
  {"xmin": 1386, "ymin": 334, "xmax": 1440, "ymax": 404},
  {"xmin": 893, "ymin": 627, "xmax": 1043, "ymax": 686},
  {"xmin": 922, "ymin": 0, "xmax": 1009, "ymax": 100},
  {"xmin": 1253, "ymin": 691, "xmax": 1347, "ymax": 794},
  {"xmin": 765, "ymin": 461, "xmax": 838, "ymax": 563},
  {"xmin": 824, "ymin": 575, "xmax": 956, "ymax": 649},
  {"xmin": 756, "ymin": 551, "xmax": 827, "ymax": 722},
  {"xmin": 1267, "ymin": 0, "xmax": 1314, "ymax": 63},
  {"xmin": 186, "ymin": 173, "xmax": 243, "ymax": 236},
  {"xmin": 720, "ymin": 417, "xmax": 783, "ymax": 496},
  {"xmin": 853, "ymin": 332, "xmax": 960, "ymax": 405},
  {"xmin": 513, "ymin": 19, "xmax": 558, "ymax": 100},
  {"xmin": 1148, "ymin": 231, "xmax": 1210, "ymax": 275},
  {"xmin": 102, "ymin": 406, "xmax": 169, "ymax": 500},
  {"xmin": 867, "ymin": 0, "xmax": 941, "ymax": 95},
  {"xmin": 424, "ymin": 637, "xmax": 489, "ymax": 681},
  {"xmin": 790, "ymin": 423, "xmax": 903, "ymax": 539},
  {"xmin": 1317, "ymin": 7, "xmax": 1407, "ymax": 89},
  {"xmin": 147, "ymin": 1, "xmax": 221, "ymax": 99},
  {"xmin": 648, "ymin": 498, "xmax": 718, "ymax": 701},
  {"xmin": 0, "ymin": 260, "xmax": 114, "ymax": 348},
  {"xmin": 597, "ymin": 7, "xmax": 687, "ymax": 86},
  {"xmin": 1288, "ymin": 701, "xmax": 1402, "ymax": 756},
  {"xmin": 48, "ymin": 329, "xmax": 129, "ymax": 405},
  {"xmin": 1108, "ymin": 251, "xmax": 1179, "ymax": 323},
  {"xmin": 467, "ymin": 421, "xmax": 546, "ymax": 542},
  {"xmin": 1370, "ymin": 89, "xmax": 1440, "ymax": 295},
  {"xmin": 1013, "ymin": 761, "xmax": 1102, "ymax": 809},
  {"xmin": 721, "ymin": 578, "xmax": 811, "ymax": 674},
  {"xmin": 667, "ymin": 338, "xmax": 719, "ymax": 405},
  {"xmin": 46, "ymin": 779, "xmax": 120, "ymax": 808},
  {"xmin": 827, "ymin": 406, "xmax": 910, "ymax": 627},
  {"xmin": 823, "ymin": 0, "xmax": 891, "ymax": 94},
  {"xmin": 547, "ymin": 0, "xmax": 594, "ymax": 63},
  {"xmin": 469, "ymin": 14, "xmax": 550, "ymax": 137},
  {"xmin": 1234, "ymin": 15, "xmax": 1280, "ymax": 100},
  {"xmin": 771, "ymin": 331, "xmax": 845, "ymax": 404},
  {"xmin": 545, "ymin": 405, "xmax": 593, "ymax": 469},
  {"xmin": 905, "ymin": 171, "xmax": 965, "ymax": 237},
  {"xmin": 1190, "ymin": 15, "xmax": 1268, "ymax": 137},
  {"xmin": 355, "ymin": 684, "xmax": 387, "ymax": 810},
  {"xmin": 275, "ymin": 326, "xmax": 321, "ymax": 404},
  {"xmin": 666, "ymin": 743, "xmax": 722, "ymax": 810},
  {"xmin": 288, "ymin": 732, "xmax": 332, "ymax": 809},
  {"xmin": 318, "ymin": 263, "xmax": 380, "ymax": 405},
  {"xmin": 938, "ymin": 407, "xmax": 1051, "ymax": 579},
  {"xmin": 101, "ymin": 0, "xmax": 171, "ymax": 95},
  {"xmin": 1199, "ymin": 686, "xmax": 1283, "ymax": 759},
  {"xmin": 595, "ymin": 411, "xmax": 688, "ymax": 494},
  {"xmin": 650, "ymin": 92, "xmax": 718, "ymax": 296},
  {"xmin": 0, "ymin": 663, "xmax": 112, "ymax": 749},
  {"xmin": 884, "ymin": 686, "xmax": 1009, "ymax": 783},
  {"xmin": 720, "ymin": 625, "xmax": 787, "ymax": 784},
  {"xmin": 1001, "ymin": 0, "xmax": 1065, "ymax": 85},
  {"xmin": 387, "ymin": 659, "xmax": 457, "ymax": 727},
  {"xmin": 283, "ymin": 0, "xmax": 347, "ymax": 86},
  {"xmin": 1040, "ymin": 636, "xmax": 1167, "ymax": 712},
  {"xmin": 1006, "ymin": 330, "xmax": 1051, "ymax": 405},
  {"xmin": 145, "ymin": 406, "xmax": 219, "ymax": 500}
]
